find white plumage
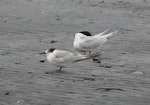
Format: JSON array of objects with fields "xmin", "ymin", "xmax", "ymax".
[
  {"xmin": 42, "ymin": 48, "xmax": 101, "ymax": 71},
  {"xmin": 73, "ymin": 30, "xmax": 118, "ymax": 53}
]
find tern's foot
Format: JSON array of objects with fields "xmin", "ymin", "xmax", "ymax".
[{"xmin": 92, "ymin": 58, "xmax": 101, "ymax": 64}]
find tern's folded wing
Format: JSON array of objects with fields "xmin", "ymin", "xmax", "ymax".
[
  {"xmin": 53, "ymin": 50, "xmax": 73, "ymax": 63},
  {"xmin": 80, "ymin": 37, "xmax": 100, "ymax": 49}
]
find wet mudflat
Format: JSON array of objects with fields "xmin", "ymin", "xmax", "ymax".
[{"xmin": 0, "ymin": 0, "xmax": 150, "ymax": 105}]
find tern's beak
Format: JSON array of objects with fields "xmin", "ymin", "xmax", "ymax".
[{"xmin": 39, "ymin": 52, "xmax": 46, "ymax": 54}]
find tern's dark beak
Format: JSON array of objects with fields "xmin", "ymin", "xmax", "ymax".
[{"xmin": 39, "ymin": 52, "xmax": 46, "ymax": 54}]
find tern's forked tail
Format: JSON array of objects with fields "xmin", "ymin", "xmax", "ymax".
[
  {"xmin": 74, "ymin": 52, "xmax": 101, "ymax": 62},
  {"xmin": 104, "ymin": 30, "xmax": 118, "ymax": 39},
  {"xmin": 96, "ymin": 27, "xmax": 113, "ymax": 36}
]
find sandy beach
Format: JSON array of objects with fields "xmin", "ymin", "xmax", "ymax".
[{"xmin": 0, "ymin": 0, "xmax": 150, "ymax": 105}]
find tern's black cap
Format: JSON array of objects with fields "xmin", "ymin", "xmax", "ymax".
[
  {"xmin": 80, "ymin": 31, "xmax": 92, "ymax": 36},
  {"xmin": 48, "ymin": 48, "xmax": 56, "ymax": 52}
]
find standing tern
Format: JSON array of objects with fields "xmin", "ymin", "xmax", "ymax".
[
  {"xmin": 40, "ymin": 48, "xmax": 101, "ymax": 71},
  {"xmin": 73, "ymin": 28, "xmax": 113, "ymax": 54},
  {"xmin": 73, "ymin": 29, "xmax": 118, "ymax": 64},
  {"xmin": 73, "ymin": 29, "xmax": 118, "ymax": 53}
]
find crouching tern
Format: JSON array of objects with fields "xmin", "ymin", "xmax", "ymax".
[
  {"xmin": 73, "ymin": 29, "xmax": 118, "ymax": 53},
  {"xmin": 40, "ymin": 48, "xmax": 101, "ymax": 71}
]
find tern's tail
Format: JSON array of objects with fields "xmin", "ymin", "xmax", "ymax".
[
  {"xmin": 74, "ymin": 52, "xmax": 101, "ymax": 62},
  {"xmin": 103, "ymin": 30, "xmax": 118, "ymax": 39},
  {"xmin": 96, "ymin": 27, "xmax": 113, "ymax": 36}
]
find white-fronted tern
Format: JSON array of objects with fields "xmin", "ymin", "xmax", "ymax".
[
  {"xmin": 73, "ymin": 29, "xmax": 118, "ymax": 53},
  {"xmin": 40, "ymin": 48, "xmax": 101, "ymax": 71}
]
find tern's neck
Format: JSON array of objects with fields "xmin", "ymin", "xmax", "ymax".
[
  {"xmin": 75, "ymin": 33, "xmax": 85, "ymax": 39},
  {"xmin": 46, "ymin": 52, "xmax": 52, "ymax": 56}
]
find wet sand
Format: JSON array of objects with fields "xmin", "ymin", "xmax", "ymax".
[{"xmin": 0, "ymin": 0, "xmax": 150, "ymax": 105}]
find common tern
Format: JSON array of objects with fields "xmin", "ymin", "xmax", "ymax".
[{"xmin": 40, "ymin": 48, "xmax": 101, "ymax": 71}]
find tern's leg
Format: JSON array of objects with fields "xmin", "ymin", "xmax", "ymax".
[
  {"xmin": 98, "ymin": 55, "xmax": 102, "ymax": 65},
  {"xmin": 88, "ymin": 51, "xmax": 91, "ymax": 54},
  {"xmin": 59, "ymin": 67, "xmax": 63, "ymax": 72}
]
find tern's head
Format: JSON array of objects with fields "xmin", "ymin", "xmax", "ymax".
[
  {"xmin": 75, "ymin": 31, "xmax": 92, "ymax": 39},
  {"xmin": 40, "ymin": 48, "xmax": 55, "ymax": 54},
  {"xmin": 45, "ymin": 48, "xmax": 56, "ymax": 54},
  {"xmin": 79, "ymin": 31, "xmax": 92, "ymax": 36}
]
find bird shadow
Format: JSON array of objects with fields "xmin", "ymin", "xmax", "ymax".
[{"xmin": 45, "ymin": 70, "xmax": 71, "ymax": 75}]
